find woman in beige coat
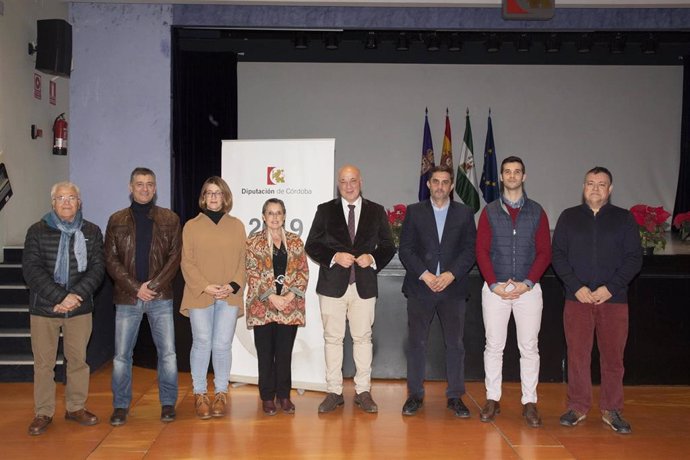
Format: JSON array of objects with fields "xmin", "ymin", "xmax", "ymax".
[{"xmin": 180, "ymin": 176, "xmax": 245, "ymax": 419}]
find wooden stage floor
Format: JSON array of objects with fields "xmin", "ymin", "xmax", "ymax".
[{"xmin": 2, "ymin": 364, "xmax": 689, "ymax": 459}]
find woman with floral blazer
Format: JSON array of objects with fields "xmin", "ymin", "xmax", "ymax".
[{"xmin": 245, "ymin": 198, "xmax": 308, "ymax": 415}]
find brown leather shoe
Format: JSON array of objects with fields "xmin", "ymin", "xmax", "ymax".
[
  {"xmin": 211, "ymin": 392, "xmax": 227, "ymax": 417},
  {"xmin": 195, "ymin": 394, "xmax": 212, "ymax": 419},
  {"xmin": 262, "ymin": 399, "xmax": 278, "ymax": 416},
  {"xmin": 354, "ymin": 391, "xmax": 378, "ymax": 413},
  {"xmin": 65, "ymin": 409, "xmax": 99, "ymax": 426},
  {"xmin": 28, "ymin": 415, "xmax": 52, "ymax": 436},
  {"xmin": 318, "ymin": 393, "xmax": 344, "ymax": 413},
  {"xmin": 523, "ymin": 402, "xmax": 543, "ymax": 428},
  {"xmin": 480, "ymin": 399, "xmax": 501, "ymax": 423},
  {"xmin": 279, "ymin": 398, "xmax": 295, "ymax": 414}
]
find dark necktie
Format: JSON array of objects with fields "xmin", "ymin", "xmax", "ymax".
[{"xmin": 348, "ymin": 204, "xmax": 356, "ymax": 284}]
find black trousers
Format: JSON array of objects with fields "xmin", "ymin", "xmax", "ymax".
[
  {"xmin": 406, "ymin": 296, "xmax": 467, "ymax": 399},
  {"xmin": 253, "ymin": 323, "xmax": 298, "ymax": 401}
]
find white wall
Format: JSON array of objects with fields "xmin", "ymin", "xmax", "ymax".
[
  {"xmin": 238, "ymin": 62, "xmax": 682, "ymax": 225},
  {"xmin": 0, "ymin": 0, "xmax": 70, "ymax": 251}
]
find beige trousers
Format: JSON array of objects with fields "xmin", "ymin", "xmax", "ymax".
[
  {"xmin": 30, "ymin": 313, "xmax": 92, "ymax": 416},
  {"xmin": 319, "ymin": 284, "xmax": 376, "ymax": 395}
]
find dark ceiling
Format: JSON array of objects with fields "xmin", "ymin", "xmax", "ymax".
[{"xmin": 175, "ymin": 28, "xmax": 690, "ymax": 66}]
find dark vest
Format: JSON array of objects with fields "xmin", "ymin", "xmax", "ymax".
[{"xmin": 486, "ymin": 197, "xmax": 542, "ymax": 282}]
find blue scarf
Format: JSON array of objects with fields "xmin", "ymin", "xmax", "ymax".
[{"xmin": 42, "ymin": 210, "xmax": 87, "ymax": 287}]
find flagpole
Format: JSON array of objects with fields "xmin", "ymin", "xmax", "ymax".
[{"xmin": 419, "ymin": 108, "xmax": 434, "ymax": 202}]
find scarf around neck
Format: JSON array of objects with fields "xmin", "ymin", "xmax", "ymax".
[{"xmin": 43, "ymin": 209, "xmax": 87, "ymax": 287}]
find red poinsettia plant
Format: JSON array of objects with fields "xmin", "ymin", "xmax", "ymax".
[
  {"xmin": 630, "ymin": 204, "xmax": 671, "ymax": 250},
  {"xmin": 387, "ymin": 204, "xmax": 407, "ymax": 247},
  {"xmin": 673, "ymin": 211, "xmax": 690, "ymax": 241}
]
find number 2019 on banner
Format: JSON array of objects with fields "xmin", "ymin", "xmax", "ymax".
[{"xmin": 248, "ymin": 218, "xmax": 304, "ymax": 236}]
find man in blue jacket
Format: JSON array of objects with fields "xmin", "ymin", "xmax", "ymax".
[
  {"xmin": 398, "ymin": 165, "xmax": 476, "ymax": 417},
  {"xmin": 551, "ymin": 166, "xmax": 642, "ymax": 434}
]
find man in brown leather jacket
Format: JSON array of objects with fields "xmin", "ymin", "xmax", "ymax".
[{"xmin": 105, "ymin": 167, "xmax": 181, "ymax": 426}]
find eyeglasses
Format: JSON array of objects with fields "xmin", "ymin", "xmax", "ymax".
[
  {"xmin": 205, "ymin": 191, "xmax": 223, "ymax": 198},
  {"xmin": 54, "ymin": 195, "xmax": 79, "ymax": 203},
  {"xmin": 585, "ymin": 181, "xmax": 609, "ymax": 189}
]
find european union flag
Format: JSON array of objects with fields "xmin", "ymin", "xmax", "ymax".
[
  {"xmin": 480, "ymin": 114, "xmax": 500, "ymax": 203},
  {"xmin": 418, "ymin": 109, "xmax": 435, "ymax": 202}
]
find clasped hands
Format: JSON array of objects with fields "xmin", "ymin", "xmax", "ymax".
[
  {"xmin": 575, "ymin": 285, "xmax": 612, "ymax": 305},
  {"xmin": 421, "ymin": 271, "xmax": 455, "ymax": 293},
  {"xmin": 137, "ymin": 281, "xmax": 160, "ymax": 302},
  {"xmin": 492, "ymin": 279, "xmax": 531, "ymax": 300},
  {"xmin": 334, "ymin": 252, "xmax": 374, "ymax": 269},
  {"xmin": 268, "ymin": 292, "xmax": 296, "ymax": 312},
  {"xmin": 203, "ymin": 283, "xmax": 235, "ymax": 300},
  {"xmin": 53, "ymin": 292, "xmax": 83, "ymax": 314}
]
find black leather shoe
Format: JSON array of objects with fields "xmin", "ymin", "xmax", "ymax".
[
  {"xmin": 110, "ymin": 408, "xmax": 128, "ymax": 426},
  {"xmin": 402, "ymin": 396, "xmax": 423, "ymax": 416},
  {"xmin": 161, "ymin": 405, "xmax": 176, "ymax": 423},
  {"xmin": 447, "ymin": 398, "xmax": 471, "ymax": 418}
]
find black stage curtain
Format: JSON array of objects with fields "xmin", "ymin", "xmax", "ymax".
[
  {"xmin": 673, "ymin": 57, "xmax": 690, "ymax": 223},
  {"xmin": 171, "ymin": 48, "xmax": 238, "ymax": 225}
]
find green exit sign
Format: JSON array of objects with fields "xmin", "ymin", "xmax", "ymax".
[{"xmin": 503, "ymin": 0, "xmax": 555, "ymax": 20}]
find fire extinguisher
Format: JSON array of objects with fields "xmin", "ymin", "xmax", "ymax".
[{"xmin": 53, "ymin": 113, "xmax": 68, "ymax": 156}]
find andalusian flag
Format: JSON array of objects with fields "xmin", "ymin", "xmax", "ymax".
[
  {"xmin": 440, "ymin": 109, "xmax": 454, "ymax": 198},
  {"xmin": 418, "ymin": 108, "xmax": 435, "ymax": 202},
  {"xmin": 455, "ymin": 110, "xmax": 481, "ymax": 213},
  {"xmin": 480, "ymin": 112, "xmax": 500, "ymax": 203}
]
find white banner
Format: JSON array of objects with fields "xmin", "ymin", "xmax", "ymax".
[{"xmin": 222, "ymin": 139, "xmax": 335, "ymax": 392}]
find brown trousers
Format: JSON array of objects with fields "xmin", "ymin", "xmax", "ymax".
[{"xmin": 30, "ymin": 313, "xmax": 92, "ymax": 416}]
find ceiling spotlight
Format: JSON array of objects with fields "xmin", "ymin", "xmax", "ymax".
[
  {"xmin": 516, "ymin": 33, "xmax": 531, "ymax": 52},
  {"xmin": 426, "ymin": 33, "xmax": 441, "ymax": 51},
  {"xmin": 324, "ymin": 32, "xmax": 339, "ymax": 50},
  {"xmin": 576, "ymin": 33, "xmax": 593, "ymax": 53},
  {"xmin": 294, "ymin": 33, "xmax": 308, "ymax": 50},
  {"xmin": 610, "ymin": 33, "xmax": 626, "ymax": 54},
  {"xmin": 544, "ymin": 33, "xmax": 561, "ymax": 53},
  {"xmin": 448, "ymin": 33, "xmax": 463, "ymax": 52},
  {"xmin": 364, "ymin": 31, "xmax": 377, "ymax": 50},
  {"xmin": 485, "ymin": 33, "xmax": 501, "ymax": 53},
  {"xmin": 396, "ymin": 33, "xmax": 410, "ymax": 51},
  {"xmin": 641, "ymin": 33, "xmax": 657, "ymax": 54}
]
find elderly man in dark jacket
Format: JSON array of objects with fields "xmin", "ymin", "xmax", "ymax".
[{"xmin": 22, "ymin": 181, "xmax": 105, "ymax": 436}]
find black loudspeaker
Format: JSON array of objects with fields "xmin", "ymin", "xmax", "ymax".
[{"xmin": 36, "ymin": 19, "xmax": 72, "ymax": 78}]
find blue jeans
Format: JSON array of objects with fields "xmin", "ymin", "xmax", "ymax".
[
  {"xmin": 189, "ymin": 300, "xmax": 239, "ymax": 394},
  {"xmin": 112, "ymin": 299, "xmax": 178, "ymax": 408}
]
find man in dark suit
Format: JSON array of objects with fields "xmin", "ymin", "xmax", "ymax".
[
  {"xmin": 398, "ymin": 165, "xmax": 476, "ymax": 417},
  {"xmin": 305, "ymin": 164, "xmax": 396, "ymax": 414}
]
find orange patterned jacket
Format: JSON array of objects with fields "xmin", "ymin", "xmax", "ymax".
[{"xmin": 245, "ymin": 228, "xmax": 308, "ymax": 328}]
